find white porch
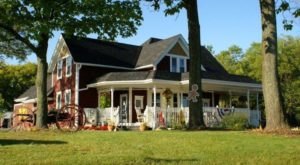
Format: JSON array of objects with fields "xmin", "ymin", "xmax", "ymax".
[
  {"xmin": 85, "ymin": 105, "xmax": 261, "ymax": 129},
  {"xmin": 86, "ymin": 74, "xmax": 262, "ymax": 129}
]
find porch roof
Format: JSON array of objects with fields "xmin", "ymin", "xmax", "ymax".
[{"xmin": 88, "ymin": 70, "xmax": 261, "ymax": 90}]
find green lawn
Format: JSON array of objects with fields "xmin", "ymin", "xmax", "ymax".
[{"xmin": 0, "ymin": 130, "xmax": 299, "ymax": 165}]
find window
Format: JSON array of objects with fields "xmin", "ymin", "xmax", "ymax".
[
  {"xmin": 179, "ymin": 58, "xmax": 185, "ymax": 72},
  {"xmin": 56, "ymin": 91, "xmax": 62, "ymax": 109},
  {"xmin": 171, "ymin": 57, "xmax": 177, "ymax": 72},
  {"xmin": 182, "ymin": 94, "xmax": 189, "ymax": 107},
  {"xmin": 66, "ymin": 56, "xmax": 72, "ymax": 77},
  {"xmin": 65, "ymin": 89, "xmax": 71, "ymax": 105},
  {"xmin": 134, "ymin": 96, "xmax": 144, "ymax": 109},
  {"xmin": 57, "ymin": 59, "xmax": 63, "ymax": 79},
  {"xmin": 152, "ymin": 93, "xmax": 160, "ymax": 107},
  {"xmin": 170, "ymin": 56, "xmax": 186, "ymax": 73}
]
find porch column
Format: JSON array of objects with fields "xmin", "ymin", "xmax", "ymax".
[
  {"xmin": 110, "ymin": 87, "xmax": 114, "ymax": 120},
  {"xmin": 211, "ymin": 91, "xmax": 215, "ymax": 107},
  {"xmin": 153, "ymin": 86, "xmax": 157, "ymax": 130},
  {"xmin": 256, "ymin": 92, "xmax": 259, "ymax": 111},
  {"xmin": 256, "ymin": 92, "xmax": 260, "ymax": 125},
  {"xmin": 129, "ymin": 87, "xmax": 133, "ymax": 124},
  {"xmin": 147, "ymin": 88, "xmax": 151, "ymax": 107},
  {"xmin": 229, "ymin": 90, "xmax": 232, "ymax": 107},
  {"xmin": 97, "ymin": 89, "xmax": 101, "ymax": 108},
  {"xmin": 247, "ymin": 89, "xmax": 250, "ymax": 110},
  {"xmin": 177, "ymin": 92, "xmax": 180, "ymax": 108},
  {"xmin": 180, "ymin": 92, "xmax": 183, "ymax": 109}
]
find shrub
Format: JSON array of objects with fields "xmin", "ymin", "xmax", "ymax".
[{"xmin": 221, "ymin": 114, "xmax": 249, "ymax": 130}]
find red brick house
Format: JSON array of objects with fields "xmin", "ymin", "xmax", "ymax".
[{"xmin": 15, "ymin": 34, "xmax": 262, "ymax": 128}]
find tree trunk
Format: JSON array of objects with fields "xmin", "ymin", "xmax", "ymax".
[
  {"xmin": 35, "ymin": 38, "xmax": 49, "ymax": 129},
  {"xmin": 185, "ymin": 0, "xmax": 205, "ymax": 129},
  {"xmin": 259, "ymin": 0, "xmax": 288, "ymax": 130}
]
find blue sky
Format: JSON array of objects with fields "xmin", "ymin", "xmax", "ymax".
[{"xmin": 6, "ymin": 0, "xmax": 300, "ymax": 64}]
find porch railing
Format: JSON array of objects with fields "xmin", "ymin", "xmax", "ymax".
[
  {"xmin": 85, "ymin": 106, "xmax": 260, "ymax": 128},
  {"xmin": 145, "ymin": 107, "xmax": 260, "ymax": 128}
]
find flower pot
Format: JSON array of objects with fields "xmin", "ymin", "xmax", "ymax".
[
  {"xmin": 139, "ymin": 124, "xmax": 146, "ymax": 131},
  {"xmin": 107, "ymin": 125, "xmax": 114, "ymax": 132}
]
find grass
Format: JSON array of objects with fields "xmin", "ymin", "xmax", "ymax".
[{"xmin": 0, "ymin": 130, "xmax": 300, "ymax": 165}]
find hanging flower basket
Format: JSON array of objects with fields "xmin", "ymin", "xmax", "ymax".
[{"xmin": 162, "ymin": 88, "xmax": 173, "ymax": 105}]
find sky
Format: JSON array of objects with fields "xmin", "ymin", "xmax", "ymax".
[{"xmin": 5, "ymin": 0, "xmax": 300, "ymax": 64}]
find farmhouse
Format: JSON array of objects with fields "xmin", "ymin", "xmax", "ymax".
[{"xmin": 14, "ymin": 34, "xmax": 262, "ymax": 128}]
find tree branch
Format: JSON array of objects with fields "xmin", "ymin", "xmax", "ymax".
[{"xmin": 0, "ymin": 23, "xmax": 37, "ymax": 52}]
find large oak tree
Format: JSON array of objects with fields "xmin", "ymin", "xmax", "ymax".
[
  {"xmin": 148, "ymin": 0, "xmax": 205, "ymax": 129},
  {"xmin": 0, "ymin": 0, "xmax": 142, "ymax": 128},
  {"xmin": 259, "ymin": 0, "xmax": 288, "ymax": 130}
]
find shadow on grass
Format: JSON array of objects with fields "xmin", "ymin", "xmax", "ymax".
[
  {"xmin": 144, "ymin": 157, "xmax": 198, "ymax": 164},
  {"xmin": 0, "ymin": 139, "xmax": 67, "ymax": 146}
]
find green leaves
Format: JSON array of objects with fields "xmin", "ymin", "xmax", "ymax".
[
  {"xmin": 0, "ymin": 0, "xmax": 143, "ymax": 55},
  {"xmin": 276, "ymin": 0, "xmax": 300, "ymax": 31},
  {"xmin": 145, "ymin": 0, "xmax": 185, "ymax": 16},
  {"xmin": 0, "ymin": 62, "xmax": 36, "ymax": 110},
  {"xmin": 217, "ymin": 36, "xmax": 300, "ymax": 125}
]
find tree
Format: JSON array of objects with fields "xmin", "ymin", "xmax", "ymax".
[
  {"xmin": 0, "ymin": 62, "xmax": 36, "ymax": 110},
  {"xmin": 278, "ymin": 36, "xmax": 300, "ymax": 126},
  {"xmin": 215, "ymin": 45, "xmax": 244, "ymax": 74},
  {"xmin": 259, "ymin": 0, "xmax": 288, "ymax": 130},
  {"xmin": 148, "ymin": 0, "xmax": 205, "ymax": 129},
  {"xmin": 0, "ymin": 1, "xmax": 142, "ymax": 128},
  {"xmin": 277, "ymin": 0, "xmax": 300, "ymax": 30}
]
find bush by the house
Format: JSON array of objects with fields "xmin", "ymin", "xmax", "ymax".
[{"xmin": 221, "ymin": 114, "xmax": 249, "ymax": 130}]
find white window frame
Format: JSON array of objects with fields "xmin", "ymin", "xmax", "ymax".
[
  {"xmin": 56, "ymin": 91, "xmax": 62, "ymax": 109},
  {"xmin": 134, "ymin": 96, "xmax": 144, "ymax": 109},
  {"xmin": 57, "ymin": 59, "xmax": 63, "ymax": 80},
  {"xmin": 152, "ymin": 93, "xmax": 161, "ymax": 107},
  {"xmin": 169, "ymin": 55, "xmax": 187, "ymax": 73},
  {"xmin": 65, "ymin": 89, "xmax": 71, "ymax": 105},
  {"xmin": 66, "ymin": 55, "xmax": 72, "ymax": 77}
]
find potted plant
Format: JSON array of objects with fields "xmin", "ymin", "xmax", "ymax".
[
  {"xmin": 162, "ymin": 88, "xmax": 173, "ymax": 106},
  {"xmin": 139, "ymin": 122, "xmax": 147, "ymax": 131},
  {"xmin": 107, "ymin": 120, "xmax": 115, "ymax": 132},
  {"xmin": 99, "ymin": 92, "xmax": 111, "ymax": 109}
]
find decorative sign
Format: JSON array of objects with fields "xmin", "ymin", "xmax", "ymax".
[{"xmin": 187, "ymin": 84, "xmax": 199, "ymax": 103}]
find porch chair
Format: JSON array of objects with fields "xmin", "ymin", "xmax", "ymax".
[
  {"xmin": 135, "ymin": 107, "xmax": 144, "ymax": 123},
  {"xmin": 113, "ymin": 106, "xmax": 120, "ymax": 128}
]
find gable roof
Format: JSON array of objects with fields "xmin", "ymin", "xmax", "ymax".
[
  {"xmin": 50, "ymin": 34, "xmax": 192, "ymax": 70},
  {"xmin": 200, "ymin": 46, "xmax": 227, "ymax": 74},
  {"xmin": 63, "ymin": 35, "xmax": 141, "ymax": 68},
  {"xmin": 136, "ymin": 34, "xmax": 183, "ymax": 67}
]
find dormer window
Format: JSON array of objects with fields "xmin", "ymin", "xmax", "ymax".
[
  {"xmin": 170, "ymin": 56, "xmax": 187, "ymax": 73},
  {"xmin": 66, "ymin": 56, "xmax": 72, "ymax": 77},
  {"xmin": 57, "ymin": 59, "xmax": 63, "ymax": 79}
]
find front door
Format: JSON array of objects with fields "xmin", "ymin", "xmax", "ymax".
[{"xmin": 120, "ymin": 94, "xmax": 128, "ymax": 123}]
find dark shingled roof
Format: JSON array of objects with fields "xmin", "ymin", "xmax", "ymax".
[
  {"xmin": 181, "ymin": 72, "xmax": 259, "ymax": 84},
  {"xmin": 94, "ymin": 71, "xmax": 259, "ymax": 84},
  {"xmin": 63, "ymin": 35, "xmax": 141, "ymax": 68},
  {"xmin": 200, "ymin": 46, "xmax": 227, "ymax": 74},
  {"xmin": 95, "ymin": 71, "xmax": 182, "ymax": 82},
  {"xmin": 16, "ymin": 76, "xmax": 53, "ymax": 101},
  {"xmin": 62, "ymin": 34, "xmax": 229, "ymax": 74},
  {"xmin": 135, "ymin": 35, "xmax": 180, "ymax": 67},
  {"xmin": 59, "ymin": 34, "xmax": 258, "ymax": 85}
]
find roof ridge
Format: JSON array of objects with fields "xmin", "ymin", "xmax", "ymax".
[{"xmin": 62, "ymin": 33, "xmax": 141, "ymax": 48}]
